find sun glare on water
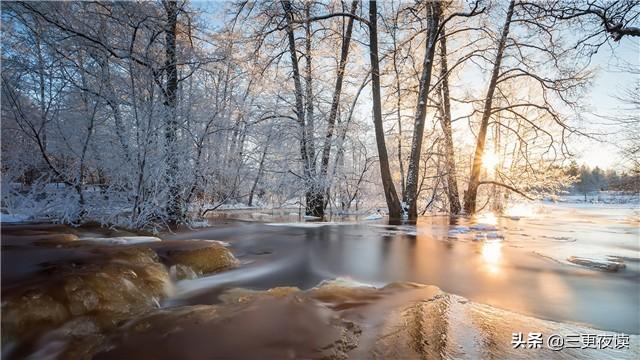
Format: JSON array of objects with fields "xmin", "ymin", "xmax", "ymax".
[{"xmin": 482, "ymin": 240, "xmax": 503, "ymax": 276}]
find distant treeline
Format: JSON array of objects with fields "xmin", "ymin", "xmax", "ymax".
[{"xmin": 566, "ymin": 162, "xmax": 639, "ymax": 194}]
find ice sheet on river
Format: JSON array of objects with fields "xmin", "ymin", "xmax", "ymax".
[{"xmin": 79, "ymin": 236, "xmax": 162, "ymax": 245}]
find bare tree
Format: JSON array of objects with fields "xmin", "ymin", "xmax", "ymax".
[
  {"xmin": 369, "ymin": 0, "xmax": 403, "ymax": 218},
  {"xmin": 403, "ymin": 1, "xmax": 442, "ymax": 220},
  {"xmin": 464, "ymin": 0, "xmax": 516, "ymax": 214},
  {"xmin": 436, "ymin": 24, "xmax": 461, "ymax": 214}
]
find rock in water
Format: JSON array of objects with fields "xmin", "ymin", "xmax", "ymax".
[
  {"xmin": 1, "ymin": 246, "xmax": 171, "ymax": 346},
  {"xmin": 90, "ymin": 297, "xmax": 361, "ymax": 360},
  {"xmin": 62, "ymin": 282, "xmax": 638, "ymax": 360},
  {"xmin": 154, "ymin": 240, "xmax": 239, "ymax": 276}
]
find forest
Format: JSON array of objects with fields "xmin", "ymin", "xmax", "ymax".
[
  {"xmin": 1, "ymin": 1, "xmax": 640, "ymax": 359},
  {"xmin": 1, "ymin": 0, "xmax": 638, "ymax": 229}
]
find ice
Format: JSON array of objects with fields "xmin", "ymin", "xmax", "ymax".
[
  {"xmin": 200, "ymin": 240, "xmax": 231, "ymax": 247},
  {"xmin": 265, "ymin": 222, "xmax": 351, "ymax": 228},
  {"xmin": 266, "ymin": 222, "xmax": 327, "ymax": 228},
  {"xmin": 450, "ymin": 225, "xmax": 471, "ymax": 233},
  {"xmin": 448, "ymin": 226, "xmax": 471, "ymax": 238},
  {"xmin": 313, "ymin": 277, "xmax": 378, "ymax": 289},
  {"xmin": 567, "ymin": 256, "xmax": 626, "ymax": 272},
  {"xmin": 364, "ymin": 213, "xmax": 383, "ymax": 220},
  {"xmin": 470, "ymin": 224, "xmax": 498, "ymax": 231},
  {"xmin": 80, "ymin": 236, "xmax": 162, "ymax": 245}
]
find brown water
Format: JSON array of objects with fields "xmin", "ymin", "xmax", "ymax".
[
  {"xmin": 1, "ymin": 202, "xmax": 639, "ymax": 359},
  {"xmin": 167, "ymin": 203, "xmax": 640, "ymax": 334}
]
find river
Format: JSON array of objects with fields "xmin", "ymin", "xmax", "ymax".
[
  {"xmin": 167, "ymin": 201, "xmax": 640, "ymax": 334},
  {"xmin": 1, "ymin": 201, "xmax": 638, "ymax": 358}
]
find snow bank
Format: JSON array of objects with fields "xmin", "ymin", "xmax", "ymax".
[
  {"xmin": 80, "ymin": 236, "xmax": 162, "ymax": 245},
  {"xmin": 364, "ymin": 213, "xmax": 383, "ymax": 220},
  {"xmin": 0, "ymin": 213, "xmax": 31, "ymax": 223}
]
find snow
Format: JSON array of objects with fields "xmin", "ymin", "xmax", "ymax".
[
  {"xmin": 266, "ymin": 222, "xmax": 351, "ymax": 228},
  {"xmin": 0, "ymin": 213, "xmax": 31, "ymax": 223},
  {"xmin": 556, "ymin": 192, "xmax": 640, "ymax": 205},
  {"xmin": 364, "ymin": 213, "xmax": 383, "ymax": 220},
  {"xmin": 80, "ymin": 236, "xmax": 162, "ymax": 245},
  {"xmin": 188, "ymin": 220, "xmax": 210, "ymax": 228},
  {"xmin": 201, "ymin": 240, "xmax": 231, "ymax": 247}
]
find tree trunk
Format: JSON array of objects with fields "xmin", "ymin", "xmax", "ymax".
[
  {"xmin": 281, "ymin": 0, "xmax": 317, "ymax": 217},
  {"xmin": 303, "ymin": 2, "xmax": 322, "ymax": 217},
  {"xmin": 163, "ymin": 0, "xmax": 182, "ymax": 224},
  {"xmin": 392, "ymin": 27, "xmax": 406, "ymax": 199},
  {"xmin": 318, "ymin": 0, "xmax": 358, "ymax": 212},
  {"xmin": 404, "ymin": 1, "xmax": 441, "ymax": 220},
  {"xmin": 369, "ymin": 0, "xmax": 402, "ymax": 219},
  {"xmin": 437, "ymin": 27, "xmax": 461, "ymax": 214},
  {"xmin": 248, "ymin": 131, "xmax": 271, "ymax": 207},
  {"xmin": 463, "ymin": 0, "xmax": 515, "ymax": 214}
]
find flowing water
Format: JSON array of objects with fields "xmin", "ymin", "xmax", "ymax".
[
  {"xmin": 2, "ymin": 201, "xmax": 639, "ymax": 358},
  {"xmin": 167, "ymin": 202, "xmax": 640, "ymax": 334}
]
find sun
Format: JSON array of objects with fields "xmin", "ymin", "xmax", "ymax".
[{"xmin": 482, "ymin": 152, "xmax": 499, "ymax": 170}]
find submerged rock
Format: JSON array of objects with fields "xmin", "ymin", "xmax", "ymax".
[
  {"xmin": 155, "ymin": 240, "xmax": 238, "ymax": 276},
  {"xmin": 1, "ymin": 232, "xmax": 79, "ymax": 247},
  {"xmin": 1, "ymin": 225, "xmax": 244, "ymax": 359},
  {"xmin": 1, "ymin": 289, "xmax": 70, "ymax": 343},
  {"xmin": 168, "ymin": 264, "xmax": 199, "ymax": 281},
  {"xmin": 61, "ymin": 250, "xmax": 171, "ymax": 324},
  {"xmin": 51, "ymin": 282, "xmax": 639, "ymax": 360},
  {"xmin": 218, "ymin": 286, "xmax": 301, "ymax": 304},
  {"xmin": 1, "ymin": 246, "xmax": 171, "ymax": 347},
  {"xmin": 89, "ymin": 297, "xmax": 361, "ymax": 360}
]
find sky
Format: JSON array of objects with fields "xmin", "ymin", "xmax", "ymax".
[
  {"xmin": 575, "ymin": 38, "xmax": 639, "ymax": 170},
  {"xmin": 193, "ymin": 1, "xmax": 639, "ymax": 171}
]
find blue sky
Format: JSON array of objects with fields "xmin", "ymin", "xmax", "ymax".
[
  {"xmin": 192, "ymin": 1, "xmax": 639, "ymax": 170},
  {"xmin": 575, "ymin": 38, "xmax": 638, "ymax": 169}
]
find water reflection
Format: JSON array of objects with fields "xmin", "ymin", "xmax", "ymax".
[
  {"xmin": 167, "ymin": 204, "xmax": 640, "ymax": 333},
  {"xmin": 481, "ymin": 240, "xmax": 503, "ymax": 276},
  {"xmin": 475, "ymin": 211, "xmax": 498, "ymax": 226}
]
